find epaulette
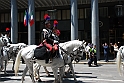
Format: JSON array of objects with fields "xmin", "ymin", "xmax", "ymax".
[{"xmin": 43, "ymin": 29, "xmax": 48, "ymax": 32}]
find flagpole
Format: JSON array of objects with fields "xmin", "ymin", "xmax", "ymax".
[{"xmin": 28, "ymin": 0, "xmax": 35, "ymax": 45}]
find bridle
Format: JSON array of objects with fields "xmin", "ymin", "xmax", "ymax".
[
  {"xmin": 0, "ymin": 36, "xmax": 9, "ymax": 46},
  {"xmin": 59, "ymin": 42, "xmax": 85, "ymax": 58}
]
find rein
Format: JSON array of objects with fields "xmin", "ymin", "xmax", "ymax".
[
  {"xmin": 59, "ymin": 46, "xmax": 75, "ymax": 57},
  {"xmin": 59, "ymin": 44, "xmax": 84, "ymax": 58}
]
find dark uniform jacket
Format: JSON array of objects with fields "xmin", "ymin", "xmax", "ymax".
[{"xmin": 42, "ymin": 28, "xmax": 54, "ymax": 45}]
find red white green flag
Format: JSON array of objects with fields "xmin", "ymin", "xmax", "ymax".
[
  {"xmin": 24, "ymin": 10, "xmax": 27, "ymax": 26},
  {"xmin": 30, "ymin": 11, "xmax": 34, "ymax": 26}
]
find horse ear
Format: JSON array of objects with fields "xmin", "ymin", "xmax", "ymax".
[
  {"xmin": 1, "ymin": 34, "xmax": 3, "ymax": 37},
  {"xmin": 82, "ymin": 40, "xmax": 85, "ymax": 43},
  {"xmin": 5, "ymin": 34, "xmax": 7, "ymax": 37}
]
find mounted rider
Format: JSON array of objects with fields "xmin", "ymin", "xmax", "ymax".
[
  {"xmin": 52, "ymin": 20, "xmax": 60, "ymax": 51},
  {"xmin": 5, "ymin": 27, "xmax": 12, "ymax": 44},
  {"xmin": 41, "ymin": 14, "xmax": 60, "ymax": 63}
]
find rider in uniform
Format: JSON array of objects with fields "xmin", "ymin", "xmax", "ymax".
[
  {"xmin": 42, "ymin": 14, "xmax": 59, "ymax": 63},
  {"xmin": 5, "ymin": 27, "xmax": 12, "ymax": 44},
  {"xmin": 52, "ymin": 20, "xmax": 60, "ymax": 50},
  {"xmin": 52, "ymin": 20, "xmax": 60, "ymax": 56}
]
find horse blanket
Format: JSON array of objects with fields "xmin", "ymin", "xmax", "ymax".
[{"xmin": 34, "ymin": 46, "xmax": 48, "ymax": 60}]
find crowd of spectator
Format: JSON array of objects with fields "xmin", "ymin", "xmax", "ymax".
[{"xmin": 85, "ymin": 42, "xmax": 120, "ymax": 67}]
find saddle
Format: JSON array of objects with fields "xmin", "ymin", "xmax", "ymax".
[
  {"xmin": 34, "ymin": 46, "xmax": 48, "ymax": 60},
  {"xmin": 34, "ymin": 46, "xmax": 57, "ymax": 62}
]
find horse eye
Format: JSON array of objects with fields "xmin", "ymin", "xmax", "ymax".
[{"xmin": 4, "ymin": 39, "xmax": 6, "ymax": 41}]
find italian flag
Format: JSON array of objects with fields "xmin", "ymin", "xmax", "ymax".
[
  {"xmin": 24, "ymin": 10, "xmax": 27, "ymax": 26},
  {"xmin": 30, "ymin": 11, "xmax": 34, "ymax": 26}
]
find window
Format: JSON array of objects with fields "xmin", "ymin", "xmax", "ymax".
[
  {"xmin": 41, "ymin": 11, "xmax": 45, "ymax": 21},
  {"xmin": 21, "ymin": 12, "xmax": 24, "ymax": 22},
  {"xmin": 85, "ymin": 8, "xmax": 91, "ymax": 18},
  {"xmin": 5, "ymin": 13, "xmax": 8, "ymax": 22},
  {"xmin": 62, "ymin": 10, "xmax": 67, "ymax": 20},
  {"xmin": 1, "ymin": 13, "xmax": 4, "ymax": 23},
  {"xmin": 99, "ymin": 7, "xmax": 108, "ymax": 17},
  {"xmin": 35, "ymin": 11, "xmax": 40, "ymax": 21},
  {"xmin": 8, "ymin": 13, "xmax": 11, "ymax": 22},
  {"xmin": 47, "ymin": 10, "xmax": 57, "ymax": 20},
  {"xmin": 79, "ymin": 9, "xmax": 84, "ymax": 19},
  {"xmin": 66, "ymin": 10, "xmax": 70, "ymax": 19},
  {"xmin": 57, "ymin": 10, "xmax": 61, "ymax": 20}
]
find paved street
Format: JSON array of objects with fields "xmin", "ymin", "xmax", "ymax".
[{"xmin": 0, "ymin": 62, "xmax": 124, "ymax": 83}]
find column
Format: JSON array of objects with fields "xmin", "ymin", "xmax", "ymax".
[
  {"xmin": 91, "ymin": 0, "xmax": 100, "ymax": 59},
  {"xmin": 11, "ymin": 0, "xmax": 18, "ymax": 43},
  {"xmin": 71, "ymin": 0, "xmax": 78, "ymax": 40},
  {"xmin": 28, "ymin": 0, "xmax": 35, "ymax": 45}
]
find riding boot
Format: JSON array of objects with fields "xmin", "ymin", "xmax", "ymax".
[
  {"xmin": 45, "ymin": 59, "xmax": 49, "ymax": 64},
  {"xmin": 45, "ymin": 50, "xmax": 52, "ymax": 64}
]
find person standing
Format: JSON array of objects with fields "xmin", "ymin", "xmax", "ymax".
[
  {"xmin": 103, "ymin": 43, "xmax": 109, "ymax": 62},
  {"xmin": 114, "ymin": 43, "xmax": 118, "ymax": 59},
  {"xmin": 85, "ymin": 43, "xmax": 91, "ymax": 60},
  {"xmin": 88, "ymin": 44, "xmax": 98, "ymax": 67}
]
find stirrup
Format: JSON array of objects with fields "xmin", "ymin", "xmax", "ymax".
[{"xmin": 49, "ymin": 60, "xmax": 52, "ymax": 63}]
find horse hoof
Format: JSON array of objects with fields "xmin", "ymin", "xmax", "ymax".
[
  {"xmin": 38, "ymin": 79, "xmax": 42, "ymax": 82},
  {"xmin": 4, "ymin": 72, "xmax": 8, "ymax": 75},
  {"xmin": 47, "ymin": 74, "xmax": 51, "ymax": 77},
  {"xmin": 75, "ymin": 81, "xmax": 79, "ymax": 83}
]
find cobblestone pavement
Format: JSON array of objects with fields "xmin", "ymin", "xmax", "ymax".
[{"xmin": 0, "ymin": 62, "xmax": 124, "ymax": 83}]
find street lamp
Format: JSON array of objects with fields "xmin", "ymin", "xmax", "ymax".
[{"xmin": 115, "ymin": 4, "xmax": 124, "ymax": 17}]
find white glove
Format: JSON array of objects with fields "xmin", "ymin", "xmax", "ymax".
[{"xmin": 54, "ymin": 40, "xmax": 59, "ymax": 44}]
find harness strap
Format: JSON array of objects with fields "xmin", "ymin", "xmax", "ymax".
[
  {"xmin": 59, "ymin": 46, "xmax": 75, "ymax": 57},
  {"xmin": 1, "ymin": 47, "xmax": 3, "ymax": 56}
]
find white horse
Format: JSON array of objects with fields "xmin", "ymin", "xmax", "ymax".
[
  {"xmin": 8, "ymin": 43, "xmax": 27, "ymax": 70},
  {"xmin": 14, "ymin": 40, "xmax": 85, "ymax": 83},
  {"xmin": 0, "ymin": 43, "xmax": 26, "ymax": 74},
  {"xmin": 0, "ymin": 46, "xmax": 13, "ymax": 74},
  {"xmin": 14, "ymin": 45, "xmax": 65, "ymax": 83},
  {"xmin": 116, "ymin": 46, "xmax": 124, "ymax": 75},
  {"xmin": 0, "ymin": 34, "xmax": 10, "ymax": 71},
  {"xmin": 33, "ymin": 40, "xmax": 86, "ymax": 82}
]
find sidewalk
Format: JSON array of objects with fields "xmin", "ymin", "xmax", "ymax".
[
  {"xmin": 8, "ymin": 59, "xmax": 117, "ymax": 64},
  {"xmin": 72, "ymin": 59, "xmax": 117, "ymax": 64}
]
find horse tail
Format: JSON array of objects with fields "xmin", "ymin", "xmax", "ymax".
[
  {"xmin": 116, "ymin": 49, "xmax": 122, "ymax": 76},
  {"xmin": 14, "ymin": 49, "xmax": 23, "ymax": 76}
]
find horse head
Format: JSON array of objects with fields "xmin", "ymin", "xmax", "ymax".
[
  {"xmin": 72, "ymin": 40, "xmax": 86, "ymax": 63},
  {"xmin": 0, "ymin": 34, "xmax": 10, "ymax": 46},
  {"xmin": 60, "ymin": 40, "xmax": 86, "ymax": 63}
]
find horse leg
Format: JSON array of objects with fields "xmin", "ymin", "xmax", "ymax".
[
  {"xmin": 21, "ymin": 65, "xmax": 28, "ymax": 83},
  {"xmin": 12, "ymin": 60, "xmax": 15, "ymax": 71},
  {"xmin": 43, "ymin": 66, "xmax": 50, "ymax": 76},
  {"xmin": 68, "ymin": 63, "xmax": 77, "ymax": 83},
  {"xmin": 62, "ymin": 66, "xmax": 66, "ymax": 77},
  {"xmin": 0, "ymin": 59, "xmax": 4, "ymax": 71},
  {"xmin": 52, "ymin": 67, "xmax": 59, "ymax": 83},
  {"xmin": 35, "ymin": 64, "xmax": 42, "ymax": 82},
  {"xmin": 66, "ymin": 67, "xmax": 71, "ymax": 73},
  {"xmin": 59, "ymin": 66, "xmax": 64, "ymax": 83},
  {"xmin": 27, "ymin": 61, "xmax": 35, "ymax": 83},
  {"xmin": 4, "ymin": 60, "xmax": 7, "ymax": 74}
]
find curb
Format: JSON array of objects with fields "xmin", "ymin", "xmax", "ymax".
[
  {"xmin": 72, "ymin": 61, "xmax": 116, "ymax": 64},
  {"xmin": 8, "ymin": 60, "xmax": 117, "ymax": 64}
]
